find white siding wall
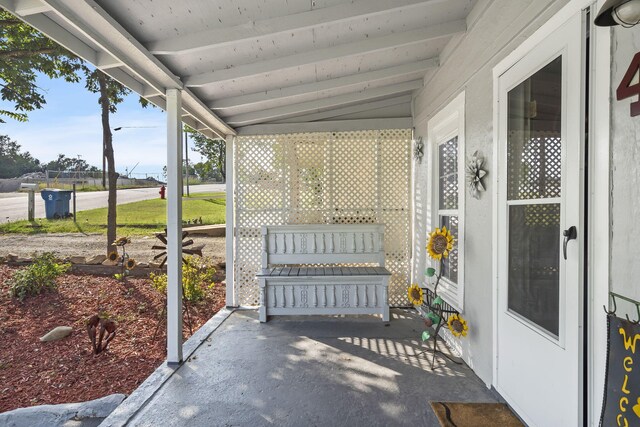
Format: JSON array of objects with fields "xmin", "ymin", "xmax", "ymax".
[
  {"xmin": 412, "ymin": 0, "xmax": 570, "ymax": 385},
  {"xmin": 610, "ymin": 27, "xmax": 640, "ymax": 309}
]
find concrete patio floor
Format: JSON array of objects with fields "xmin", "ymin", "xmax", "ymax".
[{"xmin": 113, "ymin": 309, "xmax": 498, "ymax": 426}]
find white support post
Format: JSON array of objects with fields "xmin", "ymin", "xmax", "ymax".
[
  {"xmin": 225, "ymin": 134, "xmax": 236, "ymax": 307},
  {"xmin": 166, "ymin": 88, "xmax": 183, "ymax": 364}
]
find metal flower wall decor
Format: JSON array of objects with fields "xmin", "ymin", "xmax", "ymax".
[
  {"xmin": 413, "ymin": 136, "xmax": 424, "ymax": 163},
  {"xmin": 407, "ymin": 226, "xmax": 469, "ymax": 369},
  {"xmin": 465, "ymin": 150, "xmax": 487, "ymax": 199}
]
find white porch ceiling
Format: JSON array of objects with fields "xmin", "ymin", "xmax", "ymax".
[{"xmin": 1, "ymin": 0, "xmax": 477, "ymax": 135}]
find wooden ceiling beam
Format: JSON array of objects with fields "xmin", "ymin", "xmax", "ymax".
[
  {"xmin": 209, "ymin": 60, "xmax": 437, "ymax": 112},
  {"xmin": 184, "ymin": 19, "xmax": 464, "ymax": 87},
  {"xmin": 224, "ymin": 80, "xmax": 423, "ymax": 126},
  {"xmin": 147, "ymin": 0, "xmax": 449, "ymax": 55}
]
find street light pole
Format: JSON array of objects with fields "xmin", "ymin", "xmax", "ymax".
[{"xmin": 112, "ymin": 125, "xmax": 160, "ymax": 190}]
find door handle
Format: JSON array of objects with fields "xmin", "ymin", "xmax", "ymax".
[{"xmin": 562, "ymin": 226, "xmax": 577, "ymax": 260}]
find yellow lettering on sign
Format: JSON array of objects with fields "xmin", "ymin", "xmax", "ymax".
[
  {"xmin": 624, "ymin": 356, "xmax": 634, "ymax": 372},
  {"xmin": 619, "ymin": 328, "xmax": 640, "ymax": 353},
  {"xmin": 622, "ymin": 375, "xmax": 631, "ymax": 394},
  {"xmin": 618, "ymin": 413, "xmax": 629, "ymax": 427},
  {"xmin": 621, "ymin": 397, "xmax": 629, "ymax": 412}
]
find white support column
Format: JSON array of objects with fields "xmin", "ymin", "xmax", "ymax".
[
  {"xmin": 166, "ymin": 88, "xmax": 183, "ymax": 364},
  {"xmin": 225, "ymin": 134, "xmax": 236, "ymax": 307}
]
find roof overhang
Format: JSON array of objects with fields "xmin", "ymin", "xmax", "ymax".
[{"xmin": 1, "ymin": 0, "xmax": 479, "ymax": 135}]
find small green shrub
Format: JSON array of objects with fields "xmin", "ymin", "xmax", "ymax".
[
  {"xmin": 150, "ymin": 256, "xmax": 217, "ymax": 303},
  {"xmin": 8, "ymin": 252, "xmax": 70, "ymax": 301},
  {"xmin": 149, "ymin": 271, "xmax": 167, "ymax": 294}
]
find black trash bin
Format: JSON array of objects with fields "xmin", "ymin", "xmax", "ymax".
[{"xmin": 41, "ymin": 189, "xmax": 73, "ymax": 219}]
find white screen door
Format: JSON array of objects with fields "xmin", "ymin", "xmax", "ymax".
[{"xmin": 496, "ymin": 12, "xmax": 584, "ymax": 427}]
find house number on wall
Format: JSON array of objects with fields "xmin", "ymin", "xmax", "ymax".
[{"xmin": 617, "ymin": 51, "xmax": 640, "ymax": 117}]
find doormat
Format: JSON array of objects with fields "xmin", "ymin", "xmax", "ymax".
[{"xmin": 429, "ymin": 402, "xmax": 524, "ymax": 427}]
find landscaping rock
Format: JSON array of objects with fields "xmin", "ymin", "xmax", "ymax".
[
  {"xmin": 5, "ymin": 253, "xmax": 17, "ymax": 261},
  {"xmin": 149, "ymin": 262, "xmax": 161, "ymax": 269},
  {"xmin": 86, "ymin": 255, "xmax": 106, "ymax": 265},
  {"xmin": 68, "ymin": 256, "xmax": 86, "ymax": 265},
  {"xmin": 40, "ymin": 326, "xmax": 73, "ymax": 342},
  {"xmin": 0, "ymin": 393, "xmax": 126, "ymax": 427},
  {"xmin": 136, "ymin": 262, "xmax": 149, "ymax": 268},
  {"xmin": 102, "ymin": 259, "xmax": 118, "ymax": 266},
  {"xmin": 14, "ymin": 257, "xmax": 31, "ymax": 263}
]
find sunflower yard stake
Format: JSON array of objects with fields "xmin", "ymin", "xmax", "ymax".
[
  {"xmin": 112, "ymin": 236, "xmax": 136, "ymax": 281},
  {"xmin": 408, "ymin": 226, "xmax": 469, "ymax": 369}
]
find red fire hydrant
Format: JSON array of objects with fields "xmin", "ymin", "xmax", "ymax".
[{"xmin": 159, "ymin": 185, "xmax": 166, "ymax": 199}]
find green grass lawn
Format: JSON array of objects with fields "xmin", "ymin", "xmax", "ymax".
[
  {"xmin": 0, "ymin": 193, "xmax": 226, "ymax": 235},
  {"xmin": 183, "ymin": 192, "xmax": 225, "ymax": 199}
]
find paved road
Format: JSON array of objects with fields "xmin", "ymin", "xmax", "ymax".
[{"xmin": 0, "ymin": 184, "xmax": 225, "ymax": 222}]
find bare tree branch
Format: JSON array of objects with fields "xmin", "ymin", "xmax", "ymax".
[
  {"xmin": 0, "ymin": 48, "xmax": 60, "ymax": 59},
  {"xmin": 0, "ymin": 18, "xmax": 23, "ymax": 26}
]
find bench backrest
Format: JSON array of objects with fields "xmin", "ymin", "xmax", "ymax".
[{"xmin": 261, "ymin": 224, "xmax": 385, "ymax": 268}]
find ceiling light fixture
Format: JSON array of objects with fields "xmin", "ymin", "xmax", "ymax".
[{"xmin": 595, "ymin": 0, "xmax": 640, "ymax": 27}]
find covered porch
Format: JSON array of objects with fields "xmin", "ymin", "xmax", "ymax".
[
  {"xmin": 0, "ymin": 0, "xmax": 476, "ymax": 365},
  {"xmin": 1, "ymin": 0, "xmax": 625, "ymax": 426},
  {"xmin": 102, "ymin": 309, "xmax": 499, "ymax": 426}
]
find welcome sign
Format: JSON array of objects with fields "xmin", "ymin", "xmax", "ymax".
[{"xmin": 601, "ymin": 314, "xmax": 640, "ymax": 427}]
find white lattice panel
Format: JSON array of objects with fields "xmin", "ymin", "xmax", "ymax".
[{"xmin": 235, "ymin": 129, "xmax": 412, "ymax": 306}]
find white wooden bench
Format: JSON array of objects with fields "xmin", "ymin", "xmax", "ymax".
[{"xmin": 257, "ymin": 224, "xmax": 390, "ymax": 322}]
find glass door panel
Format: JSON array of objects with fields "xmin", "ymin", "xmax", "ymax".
[{"xmin": 506, "ymin": 56, "xmax": 562, "ymax": 338}]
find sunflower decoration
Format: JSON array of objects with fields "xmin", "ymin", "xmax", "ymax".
[
  {"xmin": 447, "ymin": 313, "xmax": 469, "ymax": 338},
  {"xmin": 107, "ymin": 251, "xmax": 119, "ymax": 262},
  {"xmin": 113, "ymin": 236, "xmax": 131, "ymax": 247},
  {"xmin": 427, "ymin": 226, "xmax": 454, "ymax": 260},
  {"xmin": 407, "ymin": 284, "xmax": 424, "ymax": 306},
  {"xmin": 125, "ymin": 258, "xmax": 136, "ymax": 270}
]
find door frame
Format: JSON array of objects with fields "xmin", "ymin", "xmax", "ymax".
[{"xmin": 491, "ymin": 1, "xmax": 611, "ymax": 425}]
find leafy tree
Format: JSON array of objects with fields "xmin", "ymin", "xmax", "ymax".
[
  {"xmin": 42, "ymin": 153, "xmax": 95, "ymax": 172},
  {"xmin": 0, "ymin": 10, "xmax": 143, "ymax": 254},
  {"xmin": 0, "ymin": 134, "xmax": 41, "ymax": 178},
  {"xmin": 0, "ymin": 10, "xmax": 83, "ymax": 122},
  {"xmin": 187, "ymin": 126, "xmax": 226, "ymax": 183},
  {"xmin": 192, "ymin": 161, "xmax": 213, "ymax": 181},
  {"xmin": 84, "ymin": 68, "xmax": 131, "ymax": 253}
]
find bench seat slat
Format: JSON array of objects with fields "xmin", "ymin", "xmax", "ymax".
[
  {"xmin": 374, "ymin": 266, "xmax": 388, "ymax": 275},
  {"xmin": 257, "ymin": 266, "xmax": 391, "ymax": 277}
]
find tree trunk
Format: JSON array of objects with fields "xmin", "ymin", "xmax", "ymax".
[
  {"xmin": 98, "ymin": 72, "xmax": 117, "ymax": 255},
  {"xmin": 219, "ymin": 146, "xmax": 226, "ymax": 184}
]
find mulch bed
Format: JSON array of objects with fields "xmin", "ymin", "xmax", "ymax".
[{"xmin": 0, "ymin": 264, "xmax": 225, "ymax": 413}]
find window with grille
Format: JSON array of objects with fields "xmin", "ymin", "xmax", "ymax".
[
  {"xmin": 438, "ymin": 136, "xmax": 459, "ymax": 284},
  {"xmin": 427, "ymin": 92, "xmax": 465, "ymax": 310}
]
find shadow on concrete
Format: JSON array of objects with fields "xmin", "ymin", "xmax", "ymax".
[{"xmin": 125, "ymin": 309, "xmax": 497, "ymax": 427}]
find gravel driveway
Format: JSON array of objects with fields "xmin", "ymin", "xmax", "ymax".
[{"xmin": 0, "ymin": 233, "xmax": 225, "ymax": 264}]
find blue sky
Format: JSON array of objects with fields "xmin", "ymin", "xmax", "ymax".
[{"xmin": 0, "ymin": 73, "xmax": 204, "ymax": 179}]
